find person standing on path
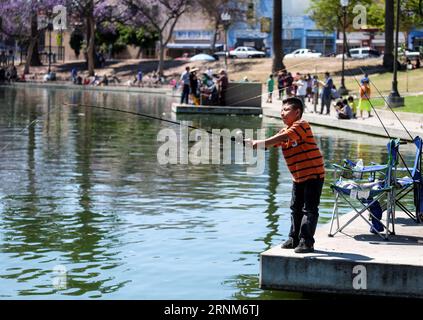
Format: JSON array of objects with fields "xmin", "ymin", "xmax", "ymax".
[
  {"xmin": 358, "ymin": 79, "xmax": 372, "ymax": 118},
  {"xmin": 217, "ymin": 69, "xmax": 228, "ymax": 106},
  {"xmin": 277, "ymin": 71, "xmax": 285, "ymax": 100},
  {"xmin": 312, "ymin": 75, "xmax": 320, "ymax": 113},
  {"xmin": 294, "ymin": 75, "xmax": 307, "ymax": 111},
  {"xmin": 320, "ymin": 72, "xmax": 333, "ymax": 115},
  {"xmin": 180, "ymin": 66, "xmax": 191, "ymax": 104},
  {"xmin": 267, "ymin": 74, "xmax": 275, "ymax": 103}
]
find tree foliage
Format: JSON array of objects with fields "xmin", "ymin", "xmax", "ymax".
[
  {"xmin": 194, "ymin": 0, "xmax": 245, "ymax": 51},
  {"xmin": 308, "ymin": 0, "xmax": 375, "ymax": 33},
  {"xmin": 0, "ymin": 0, "xmax": 65, "ymax": 73},
  {"xmin": 123, "ymin": 0, "xmax": 192, "ymax": 76}
]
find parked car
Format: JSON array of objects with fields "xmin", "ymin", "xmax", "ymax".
[
  {"xmin": 349, "ymin": 47, "xmax": 380, "ymax": 59},
  {"xmin": 229, "ymin": 47, "xmax": 266, "ymax": 58},
  {"xmin": 397, "ymin": 47, "xmax": 421, "ymax": 58},
  {"xmin": 284, "ymin": 48, "xmax": 322, "ymax": 58}
]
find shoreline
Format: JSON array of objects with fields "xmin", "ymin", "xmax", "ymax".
[{"xmin": 1, "ymin": 82, "xmax": 421, "ymax": 141}]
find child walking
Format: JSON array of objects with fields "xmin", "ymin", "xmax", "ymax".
[
  {"xmin": 266, "ymin": 74, "xmax": 274, "ymax": 103},
  {"xmin": 247, "ymin": 97, "xmax": 325, "ymax": 253}
]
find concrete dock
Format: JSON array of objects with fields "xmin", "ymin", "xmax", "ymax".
[
  {"xmin": 262, "ymin": 99, "xmax": 423, "ymax": 142},
  {"xmin": 260, "ymin": 211, "xmax": 423, "ymax": 298},
  {"xmin": 172, "ymin": 103, "xmax": 262, "ymax": 115}
]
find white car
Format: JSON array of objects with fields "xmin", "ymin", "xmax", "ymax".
[
  {"xmin": 349, "ymin": 47, "xmax": 380, "ymax": 59},
  {"xmin": 229, "ymin": 47, "xmax": 266, "ymax": 58},
  {"xmin": 284, "ymin": 48, "xmax": 322, "ymax": 58},
  {"xmin": 397, "ymin": 47, "xmax": 421, "ymax": 58}
]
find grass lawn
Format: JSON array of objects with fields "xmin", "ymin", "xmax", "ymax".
[
  {"xmin": 369, "ymin": 95, "xmax": 423, "ymax": 113},
  {"xmin": 343, "ymin": 68, "xmax": 423, "ymax": 95}
]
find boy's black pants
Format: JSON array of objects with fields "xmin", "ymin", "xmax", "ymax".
[{"xmin": 289, "ymin": 177, "xmax": 324, "ymax": 246}]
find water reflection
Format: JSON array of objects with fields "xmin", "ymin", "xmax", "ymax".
[{"xmin": 0, "ymin": 86, "xmax": 417, "ymax": 299}]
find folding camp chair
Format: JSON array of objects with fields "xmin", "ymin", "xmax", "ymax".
[
  {"xmin": 394, "ymin": 136, "xmax": 422, "ymax": 223},
  {"xmin": 328, "ymin": 139, "xmax": 400, "ymax": 240}
]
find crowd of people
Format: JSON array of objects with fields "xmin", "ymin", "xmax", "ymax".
[
  {"xmin": 71, "ymin": 68, "xmax": 121, "ymax": 86},
  {"xmin": 0, "ymin": 65, "xmax": 18, "ymax": 83},
  {"xmin": 267, "ymin": 70, "xmax": 373, "ymax": 120},
  {"xmin": 179, "ymin": 66, "xmax": 228, "ymax": 106}
]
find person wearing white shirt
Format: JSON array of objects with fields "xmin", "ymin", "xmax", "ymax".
[{"xmin": 294, "ymin": 76, "xmax": 307, "ymax": 110}]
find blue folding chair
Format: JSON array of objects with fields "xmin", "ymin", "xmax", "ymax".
[
  {"xmin": 394, "ymin": 136, "xmax": 422, "ymax": 223},
  {"xmin": 328, "ymin": 139, "xmax": 400, "ymax": 240}
]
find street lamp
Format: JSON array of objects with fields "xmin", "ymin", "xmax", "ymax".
[
  {"xmin": 221, "ymin": 12, "xmax": 231, "ymax": 71},
  {"xmin": 387, "ymin": 0, "xmax": 405, "ymax": 107},
  {"xmin": 338, "ymin": 0, "xmax": 349, "ymax": 96}
]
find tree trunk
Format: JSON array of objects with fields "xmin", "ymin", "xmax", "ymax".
[
  {"xmin": 383, "ymin": 0, "xmax": 394, "ymax": 71},
  {"xmin": 211, "ymin": 22, "xmax": 219, "ymax": 52},
  {"xmin": 24, "ymin": 13, "xmax": 42, "ymax": 74},
  {"xmin": 86, "ymin": 1, "xmax": 95, "ymax": 76},
  {"xmin": 272, "ymin": 0, "xmax": 285, "ymax": 73}
]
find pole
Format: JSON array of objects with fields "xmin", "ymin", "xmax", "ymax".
[
  {"xmin": 387, "ymin": 0, "xmax": 404, "ymax": 107},
  {"xmin": 48, "ymin": 23, "xmax": 52, "ymax": 73},
  {"xmin": 224, "ymin": 25, "xmax": 228, "ymax": 70},
  {"xmin": 339, "ymin": 6, "xmax": 348, "ymax": 95}
]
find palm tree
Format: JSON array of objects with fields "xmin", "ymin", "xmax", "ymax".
[
  {"xmin": 272, "ymin": 0, "xmax": 285, "ymax": 73},
  {"xmin": 383, "ymin": 0, "xmax": 394, "ymax": 71}
]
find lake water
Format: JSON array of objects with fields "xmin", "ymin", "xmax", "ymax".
[{"xmin": 0, "ymin": 87, "xmax": 416, "ymax": 299}]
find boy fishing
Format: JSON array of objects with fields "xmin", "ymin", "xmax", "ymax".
[{"xmin": 246, "ymin": 97, "xmax": 325, "ymax": 253}]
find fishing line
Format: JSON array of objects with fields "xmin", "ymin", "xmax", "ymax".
[
  {"xmin": 358, "ymin": 66, "xmax": 414, "ymax": 141},
  {"xmin": 344, "ymin": 65, "xmax": 413, "ymax": 174},
  {"xmin": 343, "ymin": 67, "xmax": 392, "ymax": 139},
  {"xmin": 0, "ymin": 103, "xmax": 63, "ymax": 154}
]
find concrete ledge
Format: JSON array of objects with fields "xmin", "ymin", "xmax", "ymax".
[
  {"xmin": 226, "ymin": 82, "xmax": 262, "ymax": 108},
  {"xmin": 2, "ymin": 82, "xmax": 171, "ymax": 95},
  {"xmin": 260, "ymin": 211, "xmax": 423, "ymax": 298},
  {"xmin": 172, "ymin": 103, "xmax": 262, "ymax": 115}
]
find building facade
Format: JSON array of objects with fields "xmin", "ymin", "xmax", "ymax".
[{"xmin": 168, "ymin": 0, "xmax": 336, "ymax": 57}]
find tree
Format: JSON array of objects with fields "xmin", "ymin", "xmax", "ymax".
[
  {"xmin": 399, "ymin": 0, "xmax": 423, "ymax": 46},
  {"xmin": 309, "ymin": 0, "xmax": 423, "ymax": 70},
  {"xmin": 99, "ymin": 24, "xmax": 158, "ymax": 58},
  {"xmin": 0, "ymin": 0, "xmax": 64, "ymax": 74},
  {"xmin": 70, "ymin": 30, "xmax": 84, "ymax": 59},
  {"xmin": 309, "ymin": 0, "xmax": 377, "ymax": 33},
  {"xmin": 124, "ymin": 0, "xmax": 192, "ymax": 77},
  {"xmin": 195, "ymin": 0, "xmax": 245, "ymax": 52},
  {"xmin": 272, "ymin": 0, "xmax": 284, "ymax": 73},
  {"xmin": 67, "ymin": 0, "xmax": 126, "ymax": 75}
]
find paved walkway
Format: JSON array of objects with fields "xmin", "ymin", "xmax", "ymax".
[{"xmin": 262, "ymin": 96, "xmax": 423, "ymax": 141}]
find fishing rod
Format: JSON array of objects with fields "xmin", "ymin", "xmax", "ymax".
[
  {"xmin": 344, "ymin": 65, "xmax": 414, "ymax": 175},
  {"xmin": 343, "ymin": 67, "xmax": 392, "ymax": 139},
  {"xmin": 64, "ymin": 102, "xmax": 249, "ymax": 144}
]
